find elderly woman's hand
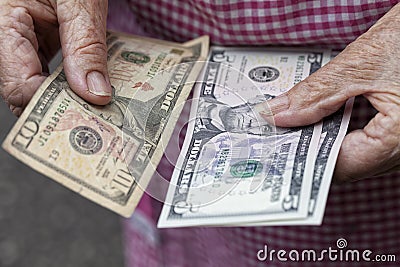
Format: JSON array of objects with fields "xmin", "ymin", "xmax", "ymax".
[
  {"xmin": 266, "ymin": 3, "xmax": 400, "ymax": 182},
  {"xmin": 0, "ymin": 0, "xmax": 111, "ymax": 116}
]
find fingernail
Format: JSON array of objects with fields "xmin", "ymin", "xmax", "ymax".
[
  {"xmin": 253, "ymin": 101, "xmax": 274, "ymax": 124},
  {"xmin": 267, "ymin": 94, "xmax": 289, "ymax": 115},
  {"xmin": 87, "ymin": 71, "xmax": 112, "ymax": 96}
]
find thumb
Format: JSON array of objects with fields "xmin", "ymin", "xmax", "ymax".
[
  {"xmin": 264, "ymin": 61, "xmax": 356, "ymax": 128},
  {"xmin": 56, "ymin": 0, "xmax": 111, "ymax": 105}
]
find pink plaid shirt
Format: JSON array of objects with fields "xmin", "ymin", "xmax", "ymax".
[{"xmin": 108, "ymin": 1, "xmax": 400, "ymax": 266}]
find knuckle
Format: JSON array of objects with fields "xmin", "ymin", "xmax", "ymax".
[
  {"xmin": 61, "ymin": 23, "xmax": 108, "ymax": 66},
  {"xmin": 366, "ymin": 113, "xmax": 400, "ymax": 151},
  {"xmin": 1, "ymin": 82, "xmax": 24, "ymax": 111},
  {"xmin": 67, "ymin": 40, "xmax": 107, "ymax": 69},
  {"xmin": 74, "ymin": 40, "xmax": 107, "ymax": 57},
  {"xmin": 290, "ymin": 77, "xmax": 326, "ymax": 106},
  {"xmin": 0, "ymin": 4, "xmax": 31, "ymax": 27}
]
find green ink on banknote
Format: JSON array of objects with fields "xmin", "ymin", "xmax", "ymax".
[
  {"xmin": 121, "ymin": 51, "xmax": 150, "ymax": 64},
  {"xmin": 230, "ymin": 160, "xmax": 263, "ymax": 178}
]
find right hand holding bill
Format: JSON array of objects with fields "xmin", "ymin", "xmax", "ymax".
[{"xmin": 0, "ymin": 0, "xmax": 111, "ymax": 116}]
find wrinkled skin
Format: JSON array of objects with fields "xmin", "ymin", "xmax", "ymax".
[
  {"xmin": 266, "ymin": 3, "xmax": 400, "ymax": 182},
  {"xmin": 0, "ymin": 0, "xmax": 111, "ymax": 117},
  {"xmin": 0, "ymin": 1, "xmax": 400, "ymax": 182}
]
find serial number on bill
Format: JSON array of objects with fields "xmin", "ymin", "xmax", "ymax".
[{"xmin": 37, "ymin": 98, "xmax": 71, "ymax": 146}]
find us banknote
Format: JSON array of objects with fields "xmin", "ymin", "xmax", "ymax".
[
  {"xmin": 2, "ymin": 31, "xmax": 209, "ymax": 217},
  {"xmin": 158, "ymin": 47, "xmax": 335, "ymax": 228},
  {"xmin": 239, "ymin": 99, "xmax": 353, "ymax": 226},
  {"xmin": 238, "ymin": 52, "xmax": 353, "ymax": 226}
]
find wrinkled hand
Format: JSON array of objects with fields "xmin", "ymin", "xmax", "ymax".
[
  {"xmin": 0, "ymin": 0, "xmax": 111, "ymax": 116},
  {"xmin": 267, "ymin": 3, "xmax": 400, "ymax": 182}
]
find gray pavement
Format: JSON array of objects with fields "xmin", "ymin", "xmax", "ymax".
[{"xmin": 0, "ymin": 101, "xmax": 124, "ymax": 267}]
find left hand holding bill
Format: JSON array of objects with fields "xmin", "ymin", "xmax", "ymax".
[{"xmin": 266, "ymin": 3, "xmax": 400, "ymax": 182}]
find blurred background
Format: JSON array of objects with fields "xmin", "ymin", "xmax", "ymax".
[{"xmin": 0, "ymin": 101, "xmax": 125, "ymax": 267}]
